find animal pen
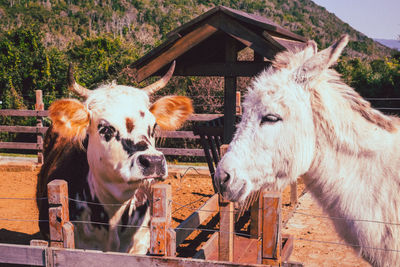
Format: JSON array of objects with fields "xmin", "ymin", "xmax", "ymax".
[
  {"xmin": 0, "ymin": 174, "xmax": 301, "ymax": 267},
  {"xmin": 3, "ymin": 6, "xmax": 396, "ymax": 266}
]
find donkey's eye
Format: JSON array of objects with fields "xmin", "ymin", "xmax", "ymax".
[
  {"xmin": 98, "ymin": 123, "xmax": 116, "ymax": 142},
  {"xmin": 260, "ymin": 114, "xmax": 281, "ymax": 125}
]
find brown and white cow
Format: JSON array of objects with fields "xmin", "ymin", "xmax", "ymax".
[{"xmin": 36, "ymin": 62, "xmax": 193, "ymax": 253}]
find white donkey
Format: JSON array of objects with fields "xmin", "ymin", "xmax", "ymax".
[{"xmin": 215, "ymin": 35, "xmax": 400, "ymax": 267}]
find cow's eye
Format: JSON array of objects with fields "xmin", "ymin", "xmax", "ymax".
[
  {"xmin": 98, "ymin": 123, "xmax": 116, "ymax": 142},
  {"xmin": 260, "ymin": 114, "xmax": 281, "ymax": 125}
]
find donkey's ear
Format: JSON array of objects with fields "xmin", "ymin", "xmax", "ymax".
[
  {"xmin": 295, "ymin": 35, "xmax": 349, "ymax": 84},
  {"xmin": 150, "ymin": 96, "xmax": 193, "ymax": 131}
]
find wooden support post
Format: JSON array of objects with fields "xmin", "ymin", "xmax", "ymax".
[
  {"xmin": 236, "ymin": 91, "xmax": 242, "ymax": 115},
  {"xmin": 35, "ymin": 90, "xmax": 44, "ymax": 164},
  {"xmin": 150, "ymin": 184, "xmax": 175, "ymax": 256},
  {"xmin": 47, "ymin": 179, "xmax": 75, "ymax": 249},
  {"xmin": 218, "ymin": 144, "xmax": 234, "ymax": 262},
  {"xmin": 290, "ymin": 181, "xmax": 298, "ymax": 206},
  {"xmin": 249, "ymin": 193, "xmax": 262, "ymax": 239},
  {"xmin": 262, "ymin": 191, "xmax": 282, "ymax": 266},
  {"xmin": 223, "ymin": 38, "xmax": 238, "ymax": 144}
]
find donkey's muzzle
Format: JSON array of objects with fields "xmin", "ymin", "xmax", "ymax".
[{"xmin": 214, "ymin": 169, "xmax": 231, "ymax": 196}]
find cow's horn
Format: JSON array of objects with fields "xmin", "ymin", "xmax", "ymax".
[
  {"xmin": 143, "ymin": 61, "xmax": 175, "ymax": 95},
  {"xmin": 68, "ymin": 63, "xmax": 91, "ymax": 99}
]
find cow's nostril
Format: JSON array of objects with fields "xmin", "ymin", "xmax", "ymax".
[{"xmin": 138, "ymin": 155, "xmax": 151, "ymax": 168}]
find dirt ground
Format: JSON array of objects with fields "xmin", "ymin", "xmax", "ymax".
[{"xmin": 0, "ymin": 161, "xmax": 371, "ymax": 266}]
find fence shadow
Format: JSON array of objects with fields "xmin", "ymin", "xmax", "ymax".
[{"xmin": 0, "ymin": 228, "xmax": 42, "ymax": 245}]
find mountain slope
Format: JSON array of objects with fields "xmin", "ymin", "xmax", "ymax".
[{"xmin": 0, "ymin": 0, "xmax": 394, "ymax": 58}]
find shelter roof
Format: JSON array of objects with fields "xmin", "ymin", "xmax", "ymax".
[{"xmin": 129, "ymin": 6, "xmax": 307, "ymax": 82}]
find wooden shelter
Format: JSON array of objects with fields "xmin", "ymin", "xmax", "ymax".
[{"xmin": 130, "ymin": 6, "xmax": 307, "ymax": 143}]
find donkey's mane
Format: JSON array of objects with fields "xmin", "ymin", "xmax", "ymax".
[
  {"xmin": 272, "ymin": 48, "xmax": 399, "ymax": 133},
  {"xmin": 317, "ymin": 70, "xmax": 398, "ymax": 133}
]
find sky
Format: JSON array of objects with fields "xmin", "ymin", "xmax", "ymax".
[{"xmin": 312, "ymin": 0, "xmax": 400, "ymax": 40}]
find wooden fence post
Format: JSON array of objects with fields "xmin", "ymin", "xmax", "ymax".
[
  {"xmin": 236, "ymin": 91, "xmax": 242, "ymax": 115},
  {"xmin": 262, "ymin": 191, "xmax": 282, "ymax": 266},
  {"xmin": 35, "ymin": 90, "xmax": 44, "ymax": 164},
  {"xmin": 47, "ymin": 179, "xmax": 75, "ymax": 249},
  {"xmin": 150, "ymin": 184, "xmax": 175, "ymax": 256},
  {"xmin": 290, "ymin": 181, "xmax": 298, "ymax": 206},
  {"xmin": 218, "ymin": 144, "xmax": 234, "ymax": 262}
]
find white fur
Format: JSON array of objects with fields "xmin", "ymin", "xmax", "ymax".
[
  {"xmin": 215, "ymin": 35, "xmax": 400, "ymax": 266},
  {"xmin": 77, "ymin": 85, "xmax": 166, "ymax": 254}
]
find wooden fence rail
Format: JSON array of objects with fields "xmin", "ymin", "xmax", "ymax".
[{"xmin": 0, "ymin": 90, "xmax": 227, "ymax": 162}]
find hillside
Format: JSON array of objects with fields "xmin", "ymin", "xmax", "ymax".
[
  {"xmin": 375, "ymin": 39, "xmax": 400, "ymax": 51},
  {"xmin": 0, "ymin": 0, "xmax": 394, "ymax": 58}
]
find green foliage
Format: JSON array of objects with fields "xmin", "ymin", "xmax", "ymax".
[
  {"xmin": 335, "ymin": 57, "xmax": 400, "ymax": 101},
  {"xmin": 67, "ymin": 35, "xmax": 139, "ymax": 88},
  {"xmin": 0, "ymin": 26, "xmax": 51, "ymax": 109}
]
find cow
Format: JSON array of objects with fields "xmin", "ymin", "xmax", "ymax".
[{"xmin": 36, "ymin": 62, "xmax": 193, "ymax": 254}]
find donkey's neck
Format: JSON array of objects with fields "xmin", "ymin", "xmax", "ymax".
[{"xmin": 304, "ymin": 82, "xmax": 400, "ymax": 246}]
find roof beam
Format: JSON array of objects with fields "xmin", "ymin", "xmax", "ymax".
[
  {"xmin": 134, "ymin": 19, "xmax": 219, "ymax": 82},
  {"xmin": 170, "ymin": 61, "xmax": 270, "ymax": 77},
  {"xmin": 209, "ymin": 13, "xmax": 284, "ymax": 60}
]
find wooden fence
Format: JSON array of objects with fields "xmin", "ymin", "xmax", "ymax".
[
  {"xmin": 0, "ymin": 90, "xmax": 230, "ymax": 162},
  {"xmin": 0, "ymin": 177, "xmax": 301, "ymax": 266}
]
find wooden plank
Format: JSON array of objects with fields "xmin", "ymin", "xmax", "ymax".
[
  {"xmin": 210, "ymin": 13, "xmax": 282, "ymax": 60},
  {"xmin": 262, "ymin": 191, "xmax": 282, "ymax": 265},
  {"xmin": 0, "ymin": 142, "xmax": 43, "ymax": 150},
  {"xmin": 193, "ymin": 126, "xmax": 223, "ymax": 136},
  {"xmin": 218, "ymin": 197, "xmax": 234, "ymax": 262},
  {"xmin": 63, "ymin": 222, "xmax": 75, "ymax": 249},
  {"xmin": 53, "ymin": 246, "xmax": 264, "ymax": 267},
  {"xmin": 48, "ymin": 180, "xmax": 71, "ymax": 248},
  {"xmin": 0, "ymin": 243, "xmax": 266, "ymax": 267},
  {"xmin": 193, "ymin": 231, "xmax": 219, "ymax": 259},
  {"xmin": 249, "ymin": 193, "xmax": 262, "ymax": 239},
  {"xmin": 189, "ymin": 114, "xmax": 223, "ymax": 121},
  {"xmin": 36, "ymin": 90, "xmax": 45, "ymax": 164},
  {"xmin": 0, "ymin": 109, "xmax": 48, "ymax": 117},
  {"xmin": 150, "ymin": 184, "xmax": 172, "ymax": 256},
  {"xmin": 166, "ymin": 6, "xmax": 222, "ymax": 38},
  {"xmin": 166, "ymin": 228, "xmax": 176, "ymax": 257},
  {"xmin": 0, "ymin": 125, "xmax": 48, "ymax": 134},
  {"xmin": 157, "ymin": 148, "xmax": 205, "ymax": 157},
  {"xmin": 223, "ymin": 37, "xmax": 237, "ymax": 144},
  {"xmin": 30, "ymin": 240, "xmax": 49, "ymax": 247},
  {"xmin": 218, "ymin": 144, "xmax": 234, "ymax": 262},
  {"xmin": 135, "ymin": 19, "xmax": 219, "ymax": 82},
  {"xmin": 173, "ymin": 62, "xmax": 269, "ymax": 77},
  {"xmin": 156, "ymin": 130, "xmax": 199, "ymax": 139},
  {"xmin": 281, "ymin": 234, "xmax": 294, "ymax": 262},
  {"xmin": 0, "ymin": 111, "xmax": 221, "ymax": 122},
  {"xmin": 236, "ymin": 91, "xmax": 242, "ymax": 115},
  {"xmin": 220, "ymin": 6, "xmax": 307, "ymax": 42},
  {"xmin": 290, "ymin": 181, "xmax": 298, "ymax": 206},
  {"xmin": 175, "ymin": 194, "xmax": 219, "ymax": 246},
  {"xmin": 0, "ymin": 243, "xmax": 45, "ymax": 266}
]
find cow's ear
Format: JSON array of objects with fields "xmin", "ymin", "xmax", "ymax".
[
  {"xmin": 49, "ymin": 99, "xmax": 90, "ymax": 142},
  {"xmin": 150, "ymin": 96, "xmax": 193, "ymax": 130}
]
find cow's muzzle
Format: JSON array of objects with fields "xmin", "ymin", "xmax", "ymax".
[{"xmin": 137, "ymin": 154, "xmax": 166, "ymax": 178}]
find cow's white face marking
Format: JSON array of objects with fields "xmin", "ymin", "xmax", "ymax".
[{"xmin": 86, "ymin": 86, "xmax": 166, "ymax": 192}]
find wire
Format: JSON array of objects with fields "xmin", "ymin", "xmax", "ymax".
[
  {"xmin": 295, "ymin": 237, "xmax": 400, "ymax": 253},
  {"xmin": 294, "ymin": 211, "xmax": 400, "ymax": 226}
]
